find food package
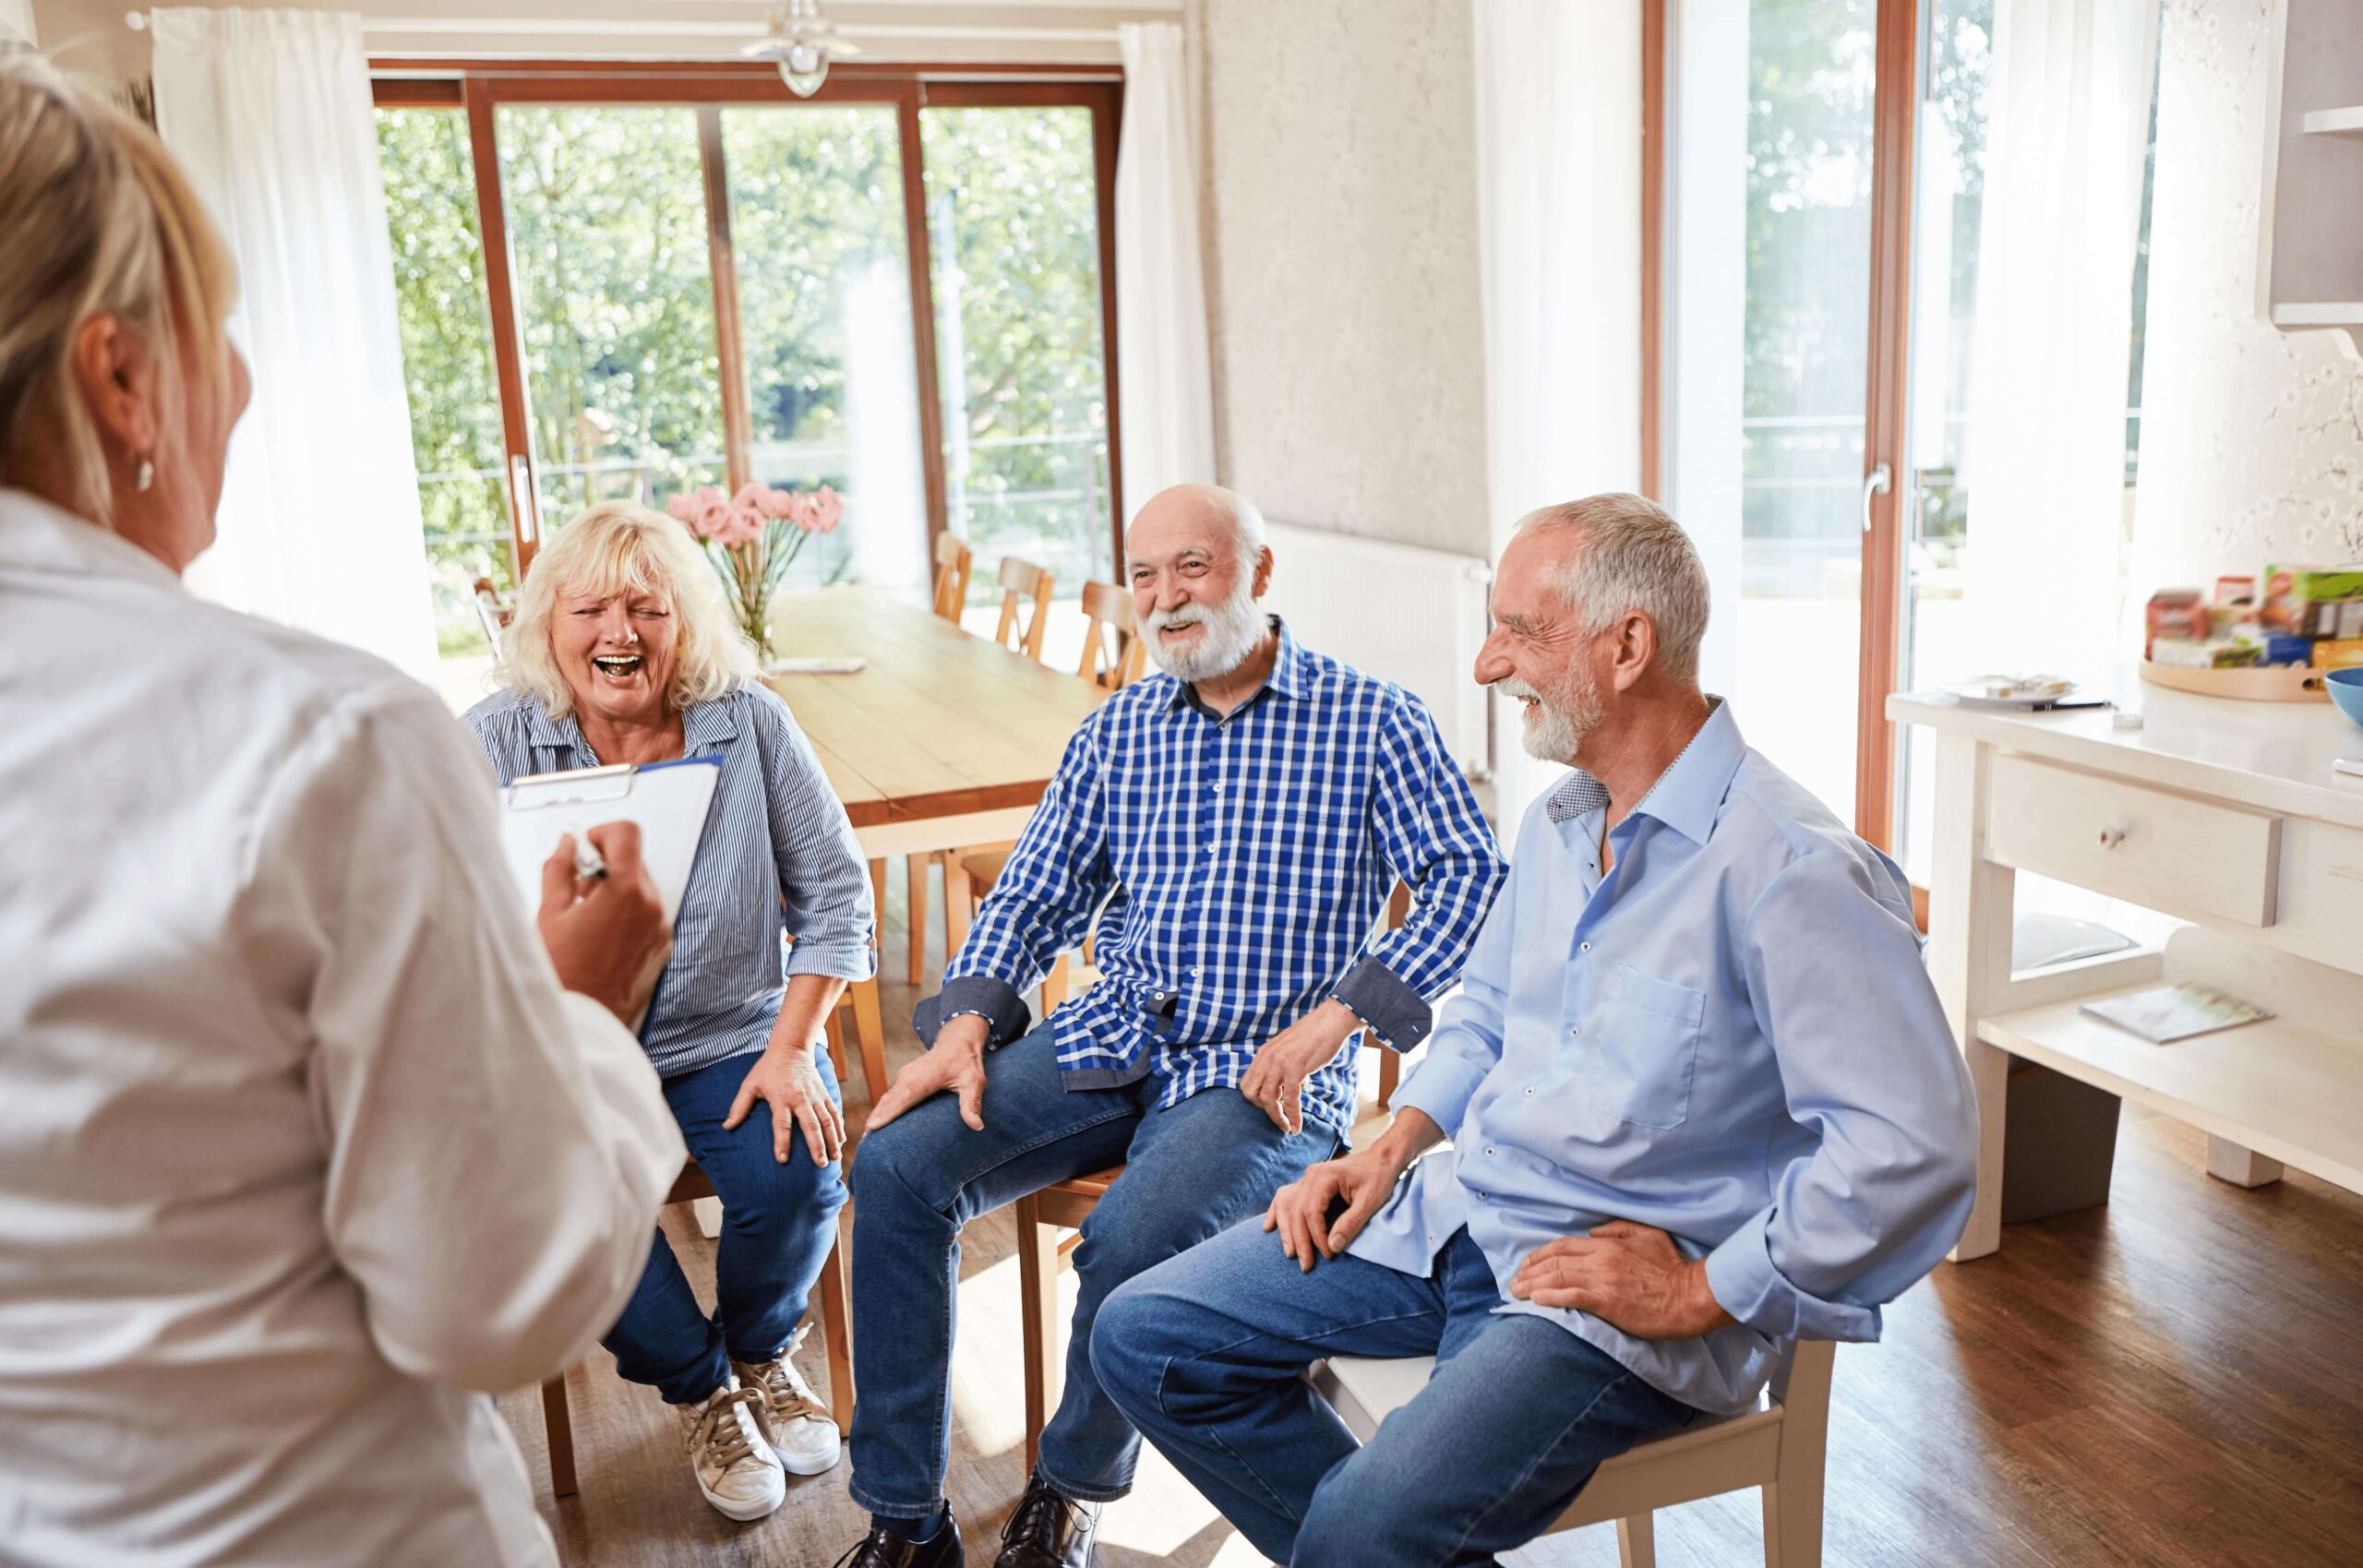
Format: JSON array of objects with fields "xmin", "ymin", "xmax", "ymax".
[
  {"xmin": 2262, "ymin": 565, "xmax": 2363, "ymax": 631},
  {"xmin": 2151, "ymin": 637, "xmax": 2261, "ymax": 669},
  {"xmin": 2310, "ymin": 639, "xmax": 2363, "ymax": 671},
  {"xmin": 2262, "ymin": 633, "xmax": 2316, "ymax": 666},
  {"xmin": 2145, "ymin": 589, "xmax": 2210, "ymax": 657}
]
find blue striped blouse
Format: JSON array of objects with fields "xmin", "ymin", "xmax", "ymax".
[{"xmin": 465, "ymin": 682, "xmax": 876, "ymax": 1081}]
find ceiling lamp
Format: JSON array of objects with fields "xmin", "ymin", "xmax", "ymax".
[{"xmin": 743, "ymin": 0, "xmax": 861, "ymax": 98}]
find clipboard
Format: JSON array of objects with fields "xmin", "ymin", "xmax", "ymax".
[{"xmin": 498, "ymin": 757, "xmax": 721, "ymax": 922}]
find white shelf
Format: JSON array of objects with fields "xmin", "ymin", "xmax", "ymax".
[
  {"xmin": 2302, "ymin": 104, "xmax": 2363, "ymax": 134},
  {"xmin": 2272, "ymin": 302, "xmax": 2363, "ymax": 326},
  {"xmin": 1979, "ymin": 987, "xmax": 2363, "ymax": 1196}
]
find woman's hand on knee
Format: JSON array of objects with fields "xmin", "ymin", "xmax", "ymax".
[{"xmin": 724, "ymin": 1044, "xmax": 846, "ymax": 1165}]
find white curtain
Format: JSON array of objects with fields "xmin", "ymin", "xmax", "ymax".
[
  {"xmin": 153, "ymin": 8, "xmax": 440, "ymax": 688},
  {"xmin": 1113, "ymin": 19, "xmax": 1216, "ymax": 523},
  {"xmin": 1962, "ymin": 0, "xmax": 2160, "ymax": 683},
  {"xmin": 1471, "ymin": 0, "xmax": 1643, "ymax": 826}
]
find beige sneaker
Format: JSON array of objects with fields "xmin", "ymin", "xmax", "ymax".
[
  {"xmin": 734, "ymin": 1324, "xmax": 842, "ymax": 1477},
  {"xmin": 677, "ymin": 1379, "xmax": 786, "ymax": 1521}
]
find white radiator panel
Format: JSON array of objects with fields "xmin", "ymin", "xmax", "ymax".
[{"xmin": 1261, "ymin": 521, "xmax": 1493, "ymax": 778}]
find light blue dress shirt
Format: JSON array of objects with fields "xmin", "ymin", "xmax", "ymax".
[{"xmin": 1348, "ymin": 700, "xmax": 1978, "ymax": 1415}]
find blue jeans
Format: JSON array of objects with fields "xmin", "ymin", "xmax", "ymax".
[
  {"xmin": 603, "ymin": 1047, "xmax": 849, "ymax": 1405},
  {"xmin": 846, "ymin": 1022, "xmax": 1340, "ymax": 1516},
  {"xmin": 1092, "ymin": 1220, "xmax": 1700, "ymax": 1568}
]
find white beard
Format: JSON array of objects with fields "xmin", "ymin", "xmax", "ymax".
[
  {"xmin": 1145, "ymin": 576, "xmax": 1268, "ymax": 684},
  {"xmin": 1497, "ymin": 669, "xmax": 1603, "ymax": 763}
]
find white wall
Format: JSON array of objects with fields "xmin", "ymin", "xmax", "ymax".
[
  {"xmin": 1193, "ymin": 0, "xmax": 1491, "ymax": 557},
  {"xmin": 2132, "ymin": 0, "xmax": 2363, "ymax": 603}
]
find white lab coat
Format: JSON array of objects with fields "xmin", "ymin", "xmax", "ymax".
[{"xmin": 0, "ymin": 489, "xmax": 686, "ymax": 1567}]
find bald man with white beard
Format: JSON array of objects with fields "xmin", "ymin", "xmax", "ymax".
[{"xmin": 829, "ymin": 485, "xmax": 1508, "ymax": 1568}]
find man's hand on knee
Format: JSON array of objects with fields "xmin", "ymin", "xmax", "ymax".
[
  {"xmin": 1263, "ymin": 1147, "xmax": 1396, "ymax": 1272},
  {"xmin": 1509, "ymin": 1220, "xmax": 1736, "ymax": 1341},
  {"xmin": 868, "ymin": 1014, "xmax": 990, "ymax": 1131}
]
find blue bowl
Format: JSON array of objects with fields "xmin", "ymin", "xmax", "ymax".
[{"xmin": 2329, "ymin": 667, "xmax": 2363, "ymax": 729}]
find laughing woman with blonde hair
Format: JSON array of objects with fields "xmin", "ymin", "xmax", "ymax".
[
  {"xmin": 0, "ymin": 54, "xmax": 686, "ymax": 1568},
  {"xmin": 466, "ymin": 498, "xmax": 876, "ymax": 1524}
]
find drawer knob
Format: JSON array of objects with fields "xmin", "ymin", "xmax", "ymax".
[{"xmin": 2097, "ymin": 826, "xmax": 2128, "ymax": 849}]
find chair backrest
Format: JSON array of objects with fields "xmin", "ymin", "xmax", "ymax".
[
  {"xmin": 992, "ymin": 557, "xmax": 1056, "ymax": 663},
  {"xmin": 930, "ymin": 532, "xmax": 973, "ymax": 622},
  {"xmin": 1076, "ymin": 579, "xmax": 1148, "ymax": 690},
  {"xmin": 472, "ymin": 576, "xmax": 510, "ymax": 655}
]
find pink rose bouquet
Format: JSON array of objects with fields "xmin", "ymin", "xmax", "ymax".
[{"xmin": 665, "ymin": 480, "xmax": 843, "ymax": 655}]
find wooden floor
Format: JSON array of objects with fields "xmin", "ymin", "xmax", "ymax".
[{"xmin": 502, "ymin": 870, "xmax": 2363, "ymax": 1567}]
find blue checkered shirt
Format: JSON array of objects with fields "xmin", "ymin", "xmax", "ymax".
[{"xmin": 915, "ymin": 619, "xmax": 1505, "ymax": 1137}]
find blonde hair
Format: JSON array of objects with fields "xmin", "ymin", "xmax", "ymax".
[
  {"xmin": 497, "ymin": 500, "xmax": 761, "ymax": 720},
  {"xmin": 0, "ymin": 54, "xmax": 238, "ymax": 526}
]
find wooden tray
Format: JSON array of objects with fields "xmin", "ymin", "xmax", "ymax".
[{"xmin": 2139, "ymin": 660, "xmax": 2335, "ymax": 701}]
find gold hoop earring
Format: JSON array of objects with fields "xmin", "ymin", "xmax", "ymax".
[{"xmin": 134, "ymin": 458, "xmax": 155, "ymax": 493}]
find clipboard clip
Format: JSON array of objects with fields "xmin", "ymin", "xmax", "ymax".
[{"xmin": 507, "ymin": 762, "xmax": 638, "ymax": 808}]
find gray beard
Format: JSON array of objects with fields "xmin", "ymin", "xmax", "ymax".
[
  {"xmin": 1146, "ymin": 581, "xmax": 1267, "ymax": 684},
  {"xmin": 1507, "ymin": 672, "xmax": 1603, "ymax": 763}
]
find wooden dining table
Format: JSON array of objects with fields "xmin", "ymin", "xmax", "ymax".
[{"xmin": 761, "ymin": 585, "xmax": 1110, "ymax": 1092}]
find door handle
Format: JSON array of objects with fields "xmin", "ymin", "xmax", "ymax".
[{"xmin": 1861, "ymin": 461, "xmax": 1892, "ymax": 534}]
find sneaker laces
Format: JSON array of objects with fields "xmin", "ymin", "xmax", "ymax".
[
  {"xmin": 1001, "ymin": 1475, "xmax": 1086, "ymax": 1552},
  {"xmin": 741, "ymin": 1323, "xmax": 829, "ymax": 1424},
  {"xmin": 685, "ymin": 1384, "xmax": 767, "ymax": 1473}
]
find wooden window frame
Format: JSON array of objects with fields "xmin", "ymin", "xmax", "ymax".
[
  {"xmin": 1639, "ymin": 1, "xmax": 1920, "ymax": 854},
  {"xmin": 369, "ymin": 62, "xmax": 1124, "ymax": 584}
]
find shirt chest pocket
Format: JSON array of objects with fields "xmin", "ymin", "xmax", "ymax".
[{"xmin": 1589, "ymin": 963, "xmax": 1706, "ymax": 1130}]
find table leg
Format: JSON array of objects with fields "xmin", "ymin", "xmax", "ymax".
[
  {"xmin": 2205, "ymin": 1135, "xmax": 2285, "ymax": 1189},
  {"xmin": 1928, "ymin": 733, "xmax": 2016, "ymax": 1263}
]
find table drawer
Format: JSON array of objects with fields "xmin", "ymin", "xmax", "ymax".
[{"xmin": 1985, "ymin": 753, "xmax": 2281, "ymax": 927}]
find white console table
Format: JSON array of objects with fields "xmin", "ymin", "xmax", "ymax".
[{"xmin": 1889, "ymin": 687, "xmax": 2363, "ymax": 1261}]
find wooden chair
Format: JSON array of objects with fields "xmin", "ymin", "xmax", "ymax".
[
  {"xmin": 1012, "ymin": 887, "xmax": 1408, "ymax": 1468},
  {"xmin": 535, "ymin": 1160, "xmax": 856, "ymax": 1501},
  {"xmin": 991, "ymin": 557, "xmax": 1056, "ymax": 662},
  {"xmin": 929, "ymin": 531, "xmax": 973, "ymax": 622},
  {"xmin": 1310, "ymin": 1340, "xmax": 1835, "ymax": 1568},
  {"xmin": 1076, "ymin": 580, "xmax": 1146, "ymax": 690}
]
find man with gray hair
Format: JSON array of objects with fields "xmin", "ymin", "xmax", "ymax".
[
  {"xmin": 833, "ymin": 484, "xmax": 1505, "ymax": 1568},
  {"xmin": 1094, "ymin": 492, "xmax": 1978, "ymax": 1568}
]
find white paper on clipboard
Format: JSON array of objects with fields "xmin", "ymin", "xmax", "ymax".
[{"xmin": 498, "ymin": 757, "xmax": 721, "ymax": 922}]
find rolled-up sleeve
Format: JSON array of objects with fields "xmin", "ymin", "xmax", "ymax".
[
  {"xmin": 753, "ymin": 688, "xmax": 875, "ymax": 983},
  {"xmin": 1388, "ymin": 853, "xmax": 1518, "ymax": 1131},
  {"xmin": 1703, "ymin": 848, "xmax": 1978, "ymax": 1343}
]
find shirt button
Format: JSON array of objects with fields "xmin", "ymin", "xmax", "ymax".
[
  {"xmin": 1579, "ymin": 941, "xmax": 1592, "ymax": 952},
  {"xmin": 1524, "ymin": 1086, "xmax": 1534, "ymax": 1096},
  {"xmin": 1568, "ymin": 1025, "xmax": 1580, "ymax": 1038},
  {"xmin": 1484, "ymin": 1146, "xmax": 1496, "ymax": 1156}
]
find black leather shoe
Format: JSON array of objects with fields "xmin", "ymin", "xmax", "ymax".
[
  {"xmin": 994, "ymin": 1471, "xmax": 1098, "ymax": 1568},
  {"xmin": 833, "ymin": 1506, "xmax": 963, "ymax": 1568}
]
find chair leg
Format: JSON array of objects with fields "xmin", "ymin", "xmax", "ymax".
[
  {"xmin": 906, "ymin": 854, "xmax": 930, "ymax": 987},
  {"xmin": 848, "ymin": 979, "xmax": 889, "ymax": 1112},
  {"xmin": 1616, "ymin": 1513, "xmax": 1656, "ymax": 1568},
  {"xmin": 823, "ymin": 1006, "xmax": 849, "ymax": 1083},
  {"xmin": 943, "ymin": 855, "xmax": 975, "ymax": 970},
  {"xmin": 1377, "ymin": 1047, "xmax": 1400, "ymax": 1107},
  {"xmin": 816, "ymin": 1222, "xmax": 856, "ymax": 1434},
  {"xmin": 1016, "ymin": 1193, "xmax": 1063, "ymax": 1475},
  {"xmin": 1040, "ymin": 953, "xmax": 1071, "ymax": 1014},
  {"xmin": 539, "ymin": 1374, "xmax": 578, "ymax": 1500},
  {"xmin": 1762, "ymin": 1471, "xmax": 1823, "ymax": 1568}
]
